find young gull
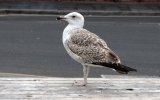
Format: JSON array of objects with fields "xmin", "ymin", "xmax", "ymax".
[{"xmin": 57, "ymin": 12, "xmax": 137, "ymax": 86}]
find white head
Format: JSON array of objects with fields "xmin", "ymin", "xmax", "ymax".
[{"xmin": 57, "ymin": 12, "xmax": 84, "ymax": 28}]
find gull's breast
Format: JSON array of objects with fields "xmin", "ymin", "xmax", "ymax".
[{"xmin": 63, "ymin": 39, "xmax": 83, "ymax": 64}]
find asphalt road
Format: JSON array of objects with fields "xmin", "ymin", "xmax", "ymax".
[{"xmin": 0, "ymin": 15, "xmax": 160, "ymax": 77}]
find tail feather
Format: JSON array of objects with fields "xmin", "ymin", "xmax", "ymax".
[{"xmin": 92, "ymin": 62, "xmax": 137, "ymax": 74}]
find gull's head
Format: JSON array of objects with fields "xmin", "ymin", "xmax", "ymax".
[{"xmin": 57, "ymin": 12, "xmax": 84, "ymax": 28}]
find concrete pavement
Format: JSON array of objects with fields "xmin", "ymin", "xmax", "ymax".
[{"xmin": 0, "ymin": 76, "xmax": 160, "ymax": 99}]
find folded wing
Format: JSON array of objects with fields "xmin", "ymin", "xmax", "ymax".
[{"xmin": 66, "ymin": 28, "xmax": 120, "ymax": 64}]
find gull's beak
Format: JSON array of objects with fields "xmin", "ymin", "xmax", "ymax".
[{"xmin": 56, "ymin": 16, "xmax": 66, "ymax": 20}]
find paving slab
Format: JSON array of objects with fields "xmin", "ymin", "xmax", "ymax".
[{"xmin": 0, "ymin": 75, "xmax": 159, "ymax": 100}]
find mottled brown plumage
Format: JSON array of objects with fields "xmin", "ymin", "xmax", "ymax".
[{"xmin": 66, "ymin": 28, "xmax": 120, "ymax": 64}]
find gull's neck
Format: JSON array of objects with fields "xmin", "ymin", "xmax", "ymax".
[{"xmin": 62, "ymin": 24, "xmax": 83, "ymax": 44}]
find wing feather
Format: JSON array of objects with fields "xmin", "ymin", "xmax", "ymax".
[{"xmin": 67, "ymin": 28, "xmax": 120, "ymax": 63}]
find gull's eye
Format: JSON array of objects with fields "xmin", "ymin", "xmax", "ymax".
[{"xmin": 72, "ymin": 15, "xmax": 76, "ymax": 18}]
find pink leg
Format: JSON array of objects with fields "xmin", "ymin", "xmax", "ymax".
[
  {"xmin": 83, "ymin": 65, "xmax": 90, "ymax": 86},
  {"xmin": 74, "ymin": 65, "xmax": 90, "ymax": 86}
]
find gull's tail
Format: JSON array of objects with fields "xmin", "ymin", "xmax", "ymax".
[{"xmin": 92, "ymin": 62, "xmax": 137, "ymax": 74}]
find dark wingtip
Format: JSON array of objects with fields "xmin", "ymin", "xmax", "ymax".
[
  {"xmin": 122, "ymin": 64, "xmax": 137, "ymax": 72},
  {"xmin": 91, "ymin": 62, "xmax": 137, "ymax": 74},
  {"xmin": 116, "ymin": 63, "xmax": 137, "ymax": 74}
]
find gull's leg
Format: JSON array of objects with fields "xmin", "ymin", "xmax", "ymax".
[
  {"xmin": 74, "ymin": 65, "xmax": 90, "ymax": 86},
  {"xmin": 83, "ymin": 65, "xmax": 90, "ymax": 86}
]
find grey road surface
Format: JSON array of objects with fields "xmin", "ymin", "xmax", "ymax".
[{"xmin": 0, "ymin": 15, "xmax": 160, "ymax": 77}]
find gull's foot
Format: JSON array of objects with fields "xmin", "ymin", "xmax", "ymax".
[{"xmin": 73, "ymin": 80, "xmax": 87, "ymax": 86}]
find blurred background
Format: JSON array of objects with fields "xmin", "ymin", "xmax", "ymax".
[
  {"xmin": 0, "ymin": 0, "xmax": 160, "ymax": 15},
  {"xmin": 0, "ymin": 0, "xmax": 159, "ymax": 77}
]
